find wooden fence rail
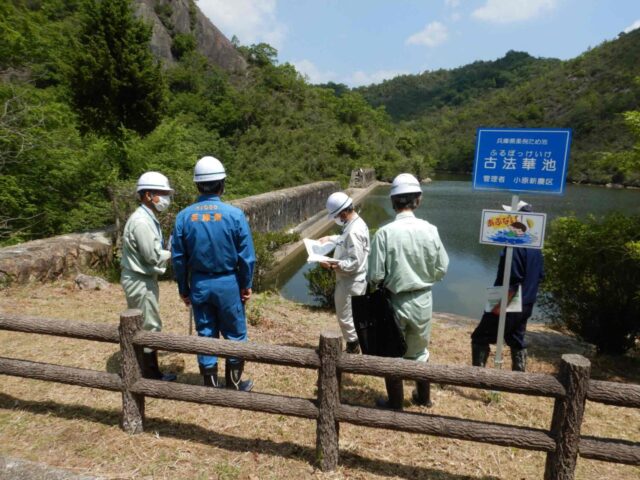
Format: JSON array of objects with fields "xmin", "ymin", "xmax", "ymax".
[{"xmin": 1, "ymin": 310, "xmax": 639, "ymax": 479}]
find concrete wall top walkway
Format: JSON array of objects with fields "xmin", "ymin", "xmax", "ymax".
[{"xmin": 0, "ymin": 181, "xmax": 341, "ymax": 285}]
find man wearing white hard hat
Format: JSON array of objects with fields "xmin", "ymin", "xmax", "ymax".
[
  {"xmin": 121, "ymin": 171, "xmax": 176, "ymax": 381},
  {"xmin": 471, "ymin": 200, "xmax": 544, "ymax": 372},
  {"xmin": 319, "ymin": 192, "xmax": 370, "ymax": 353},
  {"xmin": 368, "ymin": 173, "xmax": 449, "ymax": 409},
  {"xmin": 172, "ymin": 156, "xmax": 256, "ymax": 391}
]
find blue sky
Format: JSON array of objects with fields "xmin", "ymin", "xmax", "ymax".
[{"xmin": 198, "ymin": 0, "xmax": 640, "ymax": 87}]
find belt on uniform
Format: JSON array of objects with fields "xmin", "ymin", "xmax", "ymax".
[{"xmin": 192, "ymin": 270, "xmax": 236, "ymax": 277}]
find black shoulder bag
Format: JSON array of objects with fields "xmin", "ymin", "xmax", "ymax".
[{"xmin": 351, "ymin": 286, "xmax": 407, "ymax": 357}]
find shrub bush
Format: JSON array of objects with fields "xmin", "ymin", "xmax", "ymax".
[
  {"xmin": 541, "ymin": 213, "xmax": 640, "ymax": 354},
  {"xmin": 252, "ymin": 230, "xmax": 300, "ymax": 292},
  {"xmin": 304, "ymin": 264, "xmax": 336, "ymax": 310}
]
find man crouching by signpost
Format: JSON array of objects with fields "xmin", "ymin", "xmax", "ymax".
[
  {"xmin": 471, "ymin": 201, "xmax": 545, "ymax": 372},
  {"xmin": 367, "ymin": 173, "xmax": 449, "ymax": 409}
]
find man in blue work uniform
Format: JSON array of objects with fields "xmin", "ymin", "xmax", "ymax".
[
  {"xmin": 172, "ymin": 156, "xmax": 256, "ymax": 390},
  {"xmin": 471, "ymin": 201, "xmax": 544, "ymax": 372}
]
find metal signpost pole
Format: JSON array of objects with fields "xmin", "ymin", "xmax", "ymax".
[{"xmin": 493, "ymin": 194, "xmax": 518, "ymax": 369}]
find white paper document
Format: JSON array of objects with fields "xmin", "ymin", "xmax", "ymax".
[
  {"xmin": 484, "ymin": 285, "xmax": 522, "ymax": 313},
  {"xmin": 304, "ymin": 238, "xmax": 338, "ymax": 263}
]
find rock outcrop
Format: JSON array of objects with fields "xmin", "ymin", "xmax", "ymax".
[
  {"xmin": 134, "ymin": 0, "xmax": 246, "ymax": 72},
  {"xmin": 0, "ymin": 229, "xmax": 114, "ymax": 285}
]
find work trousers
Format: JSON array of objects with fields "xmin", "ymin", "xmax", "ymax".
[
  {"xmin": 388, "ymin": 288, "xmax": 432, "ymax": 363},
  {"xmin": 471, "ymin": 303, "xmax": 534, "ymax": 350},
  {"xmin": 334, "ymin": 278, "xmax": 366, "ymax": 343},
  {"xmin": 190, "ymin": 272, "xmax": 248, "ymax": 369},
  {"xmin": 121, "ymin": 270, "xmax": 161, "ymax": 354}
]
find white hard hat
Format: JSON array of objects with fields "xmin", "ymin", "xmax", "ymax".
[
  {"xmin": 194, "ymin": 155, "xmax": 226, "ymax": 182},
  {"xmin": 136, "ymin": 171, "xmax": 173, "ymax": 194},
  {"xmin": 502, "ymin": 200, "xmax": 532, "ymax": 212},
  {"xmin": 390, "ymin": 173, "xmax": 422, "ymax": 196},
  {"xmin": 326, "ymin": 192, "xmax": 353, "ymax": 219}
]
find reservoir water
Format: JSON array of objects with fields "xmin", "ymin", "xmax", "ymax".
[{"xmin": 271, "ymin": 176, "xmax": 640, "ymax": 319}]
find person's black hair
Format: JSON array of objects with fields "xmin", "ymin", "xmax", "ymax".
[
  {"xmin": 340, "ymin": 205, "xmax": 355, "ymax": 215},
  {"xmin": 138, "ymin": 189, "xmax": 164, "ymax": 201},
  {"xmin": 197, "ymin": 179, "xmax": 225, "ymax": 195},
  {"xmin": 391, "ymin": 192, "xmax": 421, "ymax": 211}
]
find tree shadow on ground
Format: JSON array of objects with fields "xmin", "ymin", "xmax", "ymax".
[
  {"xmin": 0, "ymin": 392, "xmax": 497, "ymax": 480},
  {"xmin": 527, "ymin": 329, "xmax": 640, "ymax": 383}
]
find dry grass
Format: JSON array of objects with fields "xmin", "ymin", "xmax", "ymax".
[{"xmin": 0, "ymin": 280, "xmax": 638, "ymax": 479}]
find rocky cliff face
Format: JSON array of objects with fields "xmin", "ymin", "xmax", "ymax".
[{"xmin": 134, "ymin": 0, "xmax": 246, "ymax": 72}]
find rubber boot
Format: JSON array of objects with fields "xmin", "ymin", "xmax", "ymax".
[
  {"xmin": 142, "ymin": 351, "xmax": 177, "ymax": 382},
  {"xmin": 345, "ymin": 341, "xmax": 360, "ymax": 354},
  {"xmin": 225, "ymin": 359, "xmax": 254, "ymax": 392},
  {"xmin": 375, "ymin": 378, "xmax": 404, "ymax": 410},
  {"xmin": 511, "ymin": 348, "xmax": 527, "ymax": 372},
  {"xmin": 471, "ymin": 343, "xmax": 490, "ymax": 368},
  {"xmin": 200, "ymin": 364, "xmax": 222, "ymax": 388},
  {"xmin": 412, "ymin": 381, "xmax": 433, "ymax": 407}
]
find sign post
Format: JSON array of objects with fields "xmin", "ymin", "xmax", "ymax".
[
  {"xmin": 494, "ymin": 194, "xmax": 517, "ymax": 368},
  {"xmin": 473, "ymin": 127, "xmax": 571, "ymax": 370}
]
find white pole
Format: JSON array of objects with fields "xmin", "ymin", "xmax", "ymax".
[{"xmin": 493, "ymin": 194, "xmax": 519, "ymax": 369}]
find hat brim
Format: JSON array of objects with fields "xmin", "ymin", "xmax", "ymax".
[
  {"xmin": 502, "ymin": 202, "xmax": 531, "ymax": 212},
  {"xmin": 327, "ymin": 199, "xmax": 353, "ymax": 219}
]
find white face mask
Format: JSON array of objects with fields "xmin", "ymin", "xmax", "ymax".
[
  {"xmin": 154, "ymin": 195, "xmax": 171, "ymax": 212},
  {"xmin": 334, "ymin": 216, "xmax": 345, "ymax": 227}
]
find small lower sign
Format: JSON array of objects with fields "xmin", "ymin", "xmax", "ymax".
[{"xmin": 479, "ymin": 210, "xmax": 546, "ymax": 249}]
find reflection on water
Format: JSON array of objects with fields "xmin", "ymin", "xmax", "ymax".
[{"xmin": 271, "ymin": 176, "xmax": 639, "ymax": 319}]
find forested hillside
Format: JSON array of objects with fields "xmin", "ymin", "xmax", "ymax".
[
  {"xmin": 0, "ymin": 0, "xmax": 417, "ymax": 246},
  {"xmin": 358, "ymin": 50, "xmax": 561, "ymax": 120},
  {"xmin": 359, "ymin": 29, "xmax": 640, "ymax": 183},
  {"xmin": 2, "ymin": 0, "xmax": 639, "ymax": 247}
]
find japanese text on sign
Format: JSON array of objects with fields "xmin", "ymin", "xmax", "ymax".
[{"xmin": 473, "ymin": 128, "xmax": 572, "ymax": 195}]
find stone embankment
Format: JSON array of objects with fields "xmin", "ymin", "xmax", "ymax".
[
  {"xmin": 230, "ymin": 181, "xmax": 339, "ymax": 233},
  {"xmin": 0, "ymin": 179, "xmax": 364, "ymax": 285},
  {"xmin": 268, "ymin": 180, "xmax": 383, "ymax": 276}
]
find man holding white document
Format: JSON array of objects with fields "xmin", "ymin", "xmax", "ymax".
[{"xmin": 317, "ymin": 192, "xmax": 370, "ymax": 354}]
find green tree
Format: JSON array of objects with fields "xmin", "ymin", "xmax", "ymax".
[
  {"xmin": 541, "ymin": 213, "xmax": 640, "ymax": 354},
  {"xmin": 68, "ymin": 0, "xmax": 164, "ymax": 138}
]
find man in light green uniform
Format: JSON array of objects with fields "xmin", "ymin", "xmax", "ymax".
[
  {"xmin": 121, "ymin": 171, "xmax": 176, "ymax": 381},
  {"xmin": 368, "ymin": 173, "xmax": 449, "ymax": 409}
]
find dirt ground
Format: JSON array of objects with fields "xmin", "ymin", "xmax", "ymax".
[{"xmin": 0, "ymin": 280, "xmax": 638, "ymax": 479}]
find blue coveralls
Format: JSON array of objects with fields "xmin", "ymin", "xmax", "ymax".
[
  {"xmin": 471, "ymin": 247, "xmax": 544, "ymax": 349},
  {"xmin": 172, "ymin": 194, "xmax": 256, "ymax": 369}
]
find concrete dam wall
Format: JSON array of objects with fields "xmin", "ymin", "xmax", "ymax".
[
  {"xmin": 230, "ymin": 181, "xmax": 339, "ymax": 233},
  {"xmin": 0, "ymin": 181, "xmax": 340, "ymax": 285}
]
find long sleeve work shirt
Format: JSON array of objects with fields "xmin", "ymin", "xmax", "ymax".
[
  {"xmin": 120, "ymin": 205, "xmax": 171, "ymax": 276},
  {"xmin": 368, "ymin": 211, "xmax": 449, "ymax": 294},
  {"xmin": 171, "ymin": 194, "xmax": 256, "ymax": 298},
  {"xmin": 493, "ymin": 247, "xmax": 544, "ymax": 305},
  {"xmin": 328, "ymin": 214, "xmax": 370, "ymax": 283}
]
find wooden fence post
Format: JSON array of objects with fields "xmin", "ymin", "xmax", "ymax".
[
  {"xmin": 544, "ymin": 354, "xmax": 591, "ymax": 480},
  {"xmin": 316, "ymin": 331, "xmax": 342, "ymax": 471},
  {"xmin": 119, "ymin": 309, "xmax": 145, "ymax": 434}
]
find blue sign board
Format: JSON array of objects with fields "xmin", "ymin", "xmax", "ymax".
[{"xmin": 473, "ymin": 128, "xmax": 572, "ymax": 195}]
